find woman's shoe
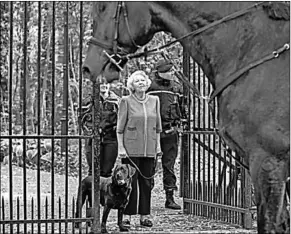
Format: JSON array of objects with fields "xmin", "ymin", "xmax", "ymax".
[{"xmin": 140, "ymin": 219, "xmax": 153, "ymax": 227}]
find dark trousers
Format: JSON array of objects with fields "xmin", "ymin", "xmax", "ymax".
[
  {"xmin": 122, "ymin": 157, "xmax": 155, "ymax": 215},
  {"xmin": 161, "ymin": 132, "xmax": 179, "ymax": 191},
  {"xmin": 85, "ymin": 138, "xmax": 118, "ymax": 177}
]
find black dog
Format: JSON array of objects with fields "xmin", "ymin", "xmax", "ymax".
[{"xmin": 75, "ymin": 164, "xmax": 136, "ymax": 233}]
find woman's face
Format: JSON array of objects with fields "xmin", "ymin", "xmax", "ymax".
[{"xmin": 132, "ymin": 75, "xmax": 148, "ymax": 92}]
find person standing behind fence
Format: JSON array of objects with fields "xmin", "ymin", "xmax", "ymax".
[
  {"xmin": 116, "ymin": 70, "xmax": 162, "ymax": 227},
  {"xmin": 80, "ymin": 83, "xmax": 120, "ymax": 177},
  {"xmin": 147, "ymin": 59, "xmax": 184, "ymax": 210}
]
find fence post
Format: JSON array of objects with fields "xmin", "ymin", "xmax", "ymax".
[
  {"xmin": 61, "ymin": 2, "xmax": 69, "ymax": 154},
  {"xmin": 181, "ymin": 51, "xmax": 191, "ymax": 213},
  {"xmin": 91, "ymin": 79, "xmax": 101, "ymax": 233},
  {"xmin": 243, "ymin": 163, "xmax": 252, "ymax": 229}
]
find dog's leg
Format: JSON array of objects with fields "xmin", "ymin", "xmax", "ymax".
[
  {"xmin": 75, "ymin": 182, "xmax": 87, "ymax": 228},
  {"xmin": 118, "ymin": 208, "xmax": 129, "ymax": 232},
  {"xmin": 101, "ymin": 205, "xmax": 111, "ymax": 234}
]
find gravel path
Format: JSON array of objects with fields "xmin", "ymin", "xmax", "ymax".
[{"xmin": 0, "ymin": 164, "xmax": 257, "ymax": 233}]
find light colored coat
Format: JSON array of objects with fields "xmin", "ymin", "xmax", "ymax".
[{"xmin": 116, "ymin": 94, "xmax": 162, "ymax": 157}]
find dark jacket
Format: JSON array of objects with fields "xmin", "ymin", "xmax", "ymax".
[
  {"xmin": 147, "ymin": 77, "xmax": 183, "ymax": 131},
  {"xmin": 80, "ymin": 94, "xmax": 119, "ymax": 143},
  {"xmin": 100, "ymin": 97, "xmax": 119, "ymax": 142}
]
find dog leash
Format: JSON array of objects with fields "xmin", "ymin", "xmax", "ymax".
[{"xmin": 123, "ymin": 153, "xmax": 163, "ymax": 180}]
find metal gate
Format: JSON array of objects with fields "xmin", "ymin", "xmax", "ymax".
[
  {"xmin": 180, "ymin": 52, "xmax": 253, "ymax": 229},
  {"xmin": 1, "ymin": 2, "xmax": 255, "ymax": 233},
  {"xmin": 0, "ymin": 2, "xmax": 101, "ymax": 233}
]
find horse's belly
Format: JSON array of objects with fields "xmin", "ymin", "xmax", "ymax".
[{"xmin": 218, "ymin": 59, "xmax": 290, "ymax": 160}]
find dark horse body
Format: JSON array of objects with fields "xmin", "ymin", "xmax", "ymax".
[{"xmin": 83, "ymin": 2, "xmax": 290, "ymax": 233}]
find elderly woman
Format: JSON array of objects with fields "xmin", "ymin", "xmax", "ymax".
[{"xmin": 116, "ymin": 70, "xmax": 162, "ymax": 227}]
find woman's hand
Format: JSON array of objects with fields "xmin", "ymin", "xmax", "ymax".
[
  {"xmin": 156, "ymin": 133, "xmax": 162, "ymax": 156},
  {"xmin": 156, "ymin": 145, "xmax": 162, "ymax": 156},
  {"xmin": 117, "ymin": 133, "xmax": 127, "ymax": 160},
  {"xmin": 155, "ymin": 152, "xmax": 163, "ymax": 173},
  {"xmin": 118, "ymin": 147, "xmax": 128, "ymax": 158}
]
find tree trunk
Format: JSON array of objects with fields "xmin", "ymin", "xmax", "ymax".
[{"xmin": 69, "ymin": 37, "xmax": 78, "ymax": 134}]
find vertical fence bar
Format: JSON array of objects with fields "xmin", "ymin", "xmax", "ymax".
[
  {"xmin": 17, "ymin": 197, "xmax": 19, "ymax": 233},
  {"xmin": 242, "ymin": 165, "xmax": 246, "ymax": 226},
  {"xmin": 202, "ymin": 72, "xmax": 206, "ymax": 216},
  {"xmin": 181, "ymin": 51, "xmax": 190, "ymax": 213},
  {"xmin": 207, "ymin": 74, "xmax": 211, "ymax": 217},
  {"xmin": 8, "ymin": 2, "xmax": 13, "ymax": 234},
  {"xmin": 218, "ymin": 137, "xmax": 222, "ymax": 220},
  {"xmin": 31, "ymin": 197, "xmax": 34, "ymax": 234},
  {"xmin": 190, "ymin": 59, "xmax": 194, "ymax": 214},
  {"xmin": 72, "ymin": 197, "xmax": 75, "ymax": 234},
  {"xmin": 212, "ymin": 134, "xmax": 216, "ymax": 219},
  {"xmin": 59, "ymin": 197, "xmax": 61, "ymax": 233},
  {"xmin": 51, "ymin": 2, "xmax": 56, "ymax": 233},
  {"xmin": 229, "ymin": 150, "xmax": 233, "ymax": 223},
  {"xmin": 37, "ymin": 2, "xmax": 42, "ymax": 233},
  {"xmin": 188, "ymin": 54, "xmax": 193, "ymax": 213},
  {"xmin": 2, "ymin": 197, "xmax": 5, "ymax": 233},
  {"xmin": 243, "ymin": 165, "xmax": 252, "ymax": 228},
  {"xmin": 86, "ymin": 200, "xmax": 89, "ymax": 234},
  {"xmin": 223, "ymin": 147, "xmax": 227, "ymax": 221},
  {"xmin": 235, "ymin": 154, "xmax": 238, "ymax": 224},
  {"xmin": 45, "ymin": 197, "xmax": 48, "ymax": 234},
  {"xmin": 78, "ymin": 3, "xmax": 83, "ymax": 230},
  {"xmin": 91, "ymin": 79, "xmax": 101, "ymax": 233},
  {"xmin": 180, "ymin": 57, "xmax": 185, "ymax": 199},
  {"xmin": 197, "ymin": 66, "xmax": 201, "ymax": 216},
  {"xmin": 61, "ymin": 2, "xmax": 69, "ymax": 233},
  {"xmin": 0, "ymin": 3, "xmax": 4, "ymax": 230},
  {"xmin": 213, "ymin": 98, "xmax": 217, "ymax": 219},
  {"xmin": 213, "ymin": 98, "xmax": 220, "ymax": 219},
  {"xmin": 192, "ymin": 62, "xmax": 197, "ymax": 215},
  {"xmin": 22, "ymin": 2, "xmax": 28, "ymax": 233}
]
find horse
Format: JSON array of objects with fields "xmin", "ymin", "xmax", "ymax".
[{"xmin": 83, "ymin": 2, "xmax": 290, "ymax": 233}]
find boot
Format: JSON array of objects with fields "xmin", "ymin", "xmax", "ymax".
[{"xmin": 165, "ymin": 190, "xmax": 181, "ymax": 210}]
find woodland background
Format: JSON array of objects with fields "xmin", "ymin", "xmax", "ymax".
[
  {"xmin": 0, "ymin": 3, "xmax": 257, "ymax": 233},
  {"xmin": 0, "ymin": 2, "xmax": 184, "ymax": 173}
]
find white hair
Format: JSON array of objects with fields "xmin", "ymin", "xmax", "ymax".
[{"xmin": 126, "ymin": 70, "xmax": 152, "ymax": 93}]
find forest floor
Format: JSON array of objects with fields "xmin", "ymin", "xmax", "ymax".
[{"xmin": 0, "ymin": 159, "xmax": 257, "ymax": 234}]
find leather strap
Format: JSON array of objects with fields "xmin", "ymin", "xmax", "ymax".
[
  {"xmin": 148, "ymin": 90, "xmax": 183, "ymax": 97},
  {"xmin": 88, "ymin": 37, "xmax": 113, "ymax": 51},
  {"xmin": 123, "ymin": 2, "xmax": 265, "ymax": 60},
  {"xmin": 209, "ymin": 43, "xmax": 290, "ymax": 102}
]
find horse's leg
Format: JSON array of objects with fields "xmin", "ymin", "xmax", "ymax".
[{"xmin": 251, "ymin": 152, "xmax": 290, "ymax": 233}]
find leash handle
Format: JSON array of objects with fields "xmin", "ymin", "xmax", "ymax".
[{"xmin": 123, "ymin": 154, "xmax": 158, "ymax": 180}]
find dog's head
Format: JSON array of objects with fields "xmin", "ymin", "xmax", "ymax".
[{"xmin": 112, "ymin": 164, "xmax": 136, "ymax": 187}]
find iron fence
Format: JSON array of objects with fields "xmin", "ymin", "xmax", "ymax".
[
  {"xmin": 0, "ymin": 2, "xmax": 100, "ymax": 233},
  {"xmin": 180, "ymin": 52, "xmax": 253, "ymax": 229},
  {"xmin": 0, "ymin": 2, "xmax": 254, "ymax": 233}
]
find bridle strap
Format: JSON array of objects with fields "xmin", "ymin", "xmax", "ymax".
[
  {"xmin": 88, "ymin": 1, "xmax": 139, "ymax": 53},
  {"xmin": 122, "ymin": 2, "xmax": 141, "ymax": 49},
  {"xmin": 88, "ymin": 37, "xmax": 113, "ymax": 51},
  {"xmin": 113, "ymin": 2, "xmax": 123, "ymax": 54}
]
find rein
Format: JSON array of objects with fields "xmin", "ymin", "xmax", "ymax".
[
  {"xmin": 88, "ymin": 2, "xmax": 265, "ymax": 70},
  {"xmin": 89, "ymin": 1, "xmax": 290, "ymax": 175},
  {"xmin": 209, "ymin": 43, "xmax": 290, "ymax": 102},
  {"xmin": 121, "ymin": 1, "xmax": 265, "ymax": 60},
  {"xmin": 88, "ymin": 1, "xmax": 139, "ymax": 72}
]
